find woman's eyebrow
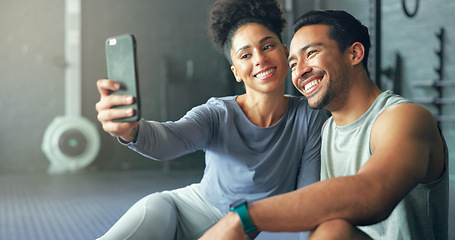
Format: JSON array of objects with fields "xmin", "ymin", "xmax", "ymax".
[{"xmin": 236, "ymin": 36, "xmax": 275, "ymax": 54}]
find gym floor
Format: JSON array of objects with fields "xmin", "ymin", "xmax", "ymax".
[
  {"xmin": 0, "ymin": 169, "xmax": 203, "ymax": 240},
  {"xmin": 0, "ymin": 169, "xmax": 453, "ymax": 240}
]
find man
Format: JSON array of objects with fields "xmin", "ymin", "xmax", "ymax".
[{"xmin": 200, "ymin": 10, "xmax": 448, "ymax": 240}]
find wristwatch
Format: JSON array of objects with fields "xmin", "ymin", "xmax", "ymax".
[{"xmin": 229, "ymin": 199, "xmax": 260, "ymax": 239}]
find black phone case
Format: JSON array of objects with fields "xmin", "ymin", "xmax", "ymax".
[{"xmin": 105, "ymin": 34, "xmax": 141, "ymax": 122}]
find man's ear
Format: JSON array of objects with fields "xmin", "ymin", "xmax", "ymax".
[
  {"xmin": 231, "ymin": 65, "xmax": 242, "ymax": 82},
  {"xmin": 349, "ymin": 42, "xmax": 365, "ymax": 66}
]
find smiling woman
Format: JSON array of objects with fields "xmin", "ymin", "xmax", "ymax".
[
  {"xmin": 228, "ymin": 23, "xmax": 290, "ymax": 113},
  {"xmin": 94, "ymin": 0, "xmax": 327, "ymax": 239}
]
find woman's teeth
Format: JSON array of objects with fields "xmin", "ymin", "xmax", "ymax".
[
  {"xmin": 256, "ymin": 68, "xmax": 275, "ymax": 78},
  {"xmin": 304, "ymin": 79, "xmax": 321, "ymax": 91}
]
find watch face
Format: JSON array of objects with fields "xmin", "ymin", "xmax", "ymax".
[{"xmin": 230, "ymin": 198, "xmax": 247, "ymax": 209}]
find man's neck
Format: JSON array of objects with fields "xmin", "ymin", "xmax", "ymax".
[{"xmin": 330, "ymin": 78, "xmax": 382, "ymax": 126}]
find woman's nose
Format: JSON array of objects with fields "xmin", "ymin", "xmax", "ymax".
[{"xmin": 254, "ymin": 51, "xmax": 267, "ymax": 66}]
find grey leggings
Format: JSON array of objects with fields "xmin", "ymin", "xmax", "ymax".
[{"xmin": 97, "ymin": 184, "xmax": 225, "ymax": 240}]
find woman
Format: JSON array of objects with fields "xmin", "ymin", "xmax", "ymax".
[{"xmin": 95, "ymin": 0, "xmax": 327, "ymax": 239}]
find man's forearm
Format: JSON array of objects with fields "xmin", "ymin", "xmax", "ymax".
[
  {"xmin": 199, "ymin": 174, "xmax": 397, "ymax": 240},
  {"xmin": 247, "ymin": 175, "xmax": 391, "ymax": 232}
]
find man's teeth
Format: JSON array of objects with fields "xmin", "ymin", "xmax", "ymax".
[
  {"xmin": 304, "ymin": 79, "xmax": 321, "ymax": 91},
  {"xmin": 256, "ymin": 68, "xmax": 275, "ymax": 78}
]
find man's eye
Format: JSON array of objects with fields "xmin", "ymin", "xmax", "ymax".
[
  {"xmin": 264, "ymin": 45, "xmax": 274, "ymax": 50},
  {"xmin": 289, "ymin": 63, "xmax": 296, "ymax": 71},
  {"xmin": 307, "ymin": 50, "xmax": 317, "ymax": 57}
]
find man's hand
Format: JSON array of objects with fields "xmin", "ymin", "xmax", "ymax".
[
  {"xmin": 95, "ymin": 79, "xmax": 139, "ymax": 142},
  {"xmin": 199, "ymin": 212, "xmax": 247, "ymax": 240}
]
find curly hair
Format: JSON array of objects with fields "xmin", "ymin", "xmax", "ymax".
[{"xmin": 208, "ymin": 0, "xmax": 286, "ymax": 63}]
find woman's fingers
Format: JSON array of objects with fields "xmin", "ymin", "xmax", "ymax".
[
  {"xmin": 97, "ymin": 107, "xmax": 135, "ymax": 122},
  {"xmin": 95, "ymin": 78, "xmax": 139, "ymax": 139},
  {"xmin": 97, "ymin": 78, "xmax": 120, "ymax": 96},
  {"xmin": 96, "ymin": 94, "xmax": 134, "ymax": 112}
]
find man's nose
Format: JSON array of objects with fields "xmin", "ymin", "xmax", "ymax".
[{"xmin": 294, "ymin": 62, "xmax": 312, "ymax": 80}]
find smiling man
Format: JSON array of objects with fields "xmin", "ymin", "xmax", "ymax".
[{"xmin": 200, "ymin": 10, "xmax": 448, "ymax": 240}]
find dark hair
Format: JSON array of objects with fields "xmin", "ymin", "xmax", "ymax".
[
  {"xmin": 294, "ymin": 10, "xmax": 371, "ymax": 74},
  {"xmin": 208, "ymin": 0, "xmax": 286, "ymax": 63}
]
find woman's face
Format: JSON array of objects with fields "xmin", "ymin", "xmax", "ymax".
[{"xmin": 230, "ymin": 23, "xmax": 289, "ymax": 96}]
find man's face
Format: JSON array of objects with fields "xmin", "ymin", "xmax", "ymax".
[{"xmin": 288, "ymin": 24, "xmax": 350, "ymax": 110}]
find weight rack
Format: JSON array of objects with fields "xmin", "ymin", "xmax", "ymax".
[{"xmin": 413, "ymin": 27, "xmax": 455, "ymax": 124}]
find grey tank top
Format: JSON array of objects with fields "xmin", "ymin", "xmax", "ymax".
[{"xmin": 321, "ymin": 90, "xmax": 448, "ymax": 240}]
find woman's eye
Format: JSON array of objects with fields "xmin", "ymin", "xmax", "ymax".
[{"xmin": 240, "ymin": 54, "xmax": 250, "ymax": 59}]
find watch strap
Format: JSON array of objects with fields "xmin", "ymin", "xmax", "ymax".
[{"xmin": 230, "ymin": 199, "xmax": 258, "ymax": 238}]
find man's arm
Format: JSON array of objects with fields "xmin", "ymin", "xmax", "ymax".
[{"xmin": 200, "ymin": 103, "xmax": 444, "ymax": 239}]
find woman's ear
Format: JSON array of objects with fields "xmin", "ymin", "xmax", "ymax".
[
  {"xmin": 349, "ymin": 42, "xmax": 365, "ymax": 66},
  {"xmin": 283, "ymin": 44, "xmax": 289, "ymax": 58},
  {"xmin": 231, "ymin": 65, "xmax": 242, "ymax": 82}
]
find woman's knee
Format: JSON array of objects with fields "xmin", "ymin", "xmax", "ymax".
[
  {"xmin": 143, "ymin": 191, "xmax": 174, "ymax": 210},
  {"xmin": 309, "ymin": 219, "xmax": 372, "ymax": 240},
  {"xmin": 141, "ymin": 191, "xmax": 178, "ymax": 225},
  {"xmin": 98, "ymin": 192, "xmax": 178, "ymax": 240}
]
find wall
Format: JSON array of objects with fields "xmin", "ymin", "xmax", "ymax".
[
  {"xmin": 0, "ymin": 0, "xmax": 65, "ymax": 173},
  {"xmin": 380, "ymin": 0, "xmax": 455, "ymax": 183}
]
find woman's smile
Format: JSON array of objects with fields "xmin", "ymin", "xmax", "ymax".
[{"xmin": 255, "ymin": 67, "xmax": 276, "ymax": 79}]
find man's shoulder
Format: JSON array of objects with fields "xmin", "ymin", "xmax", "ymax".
[
  {"xmin": 372, "ymin": 101, "xmax": 438, "ymax": 147},
  {"xmin": 379, "ymin": 102, "xmax": 432, "ymax": 122}
]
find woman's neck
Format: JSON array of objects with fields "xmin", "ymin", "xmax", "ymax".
[{"xmin": 236, "ymin": 92, "xmax": 289, "ymax": 128}]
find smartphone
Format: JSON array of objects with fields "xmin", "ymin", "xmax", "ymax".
[{"xmin": 105, "ymin": 34, "xmax": 141, "ymax": 122}]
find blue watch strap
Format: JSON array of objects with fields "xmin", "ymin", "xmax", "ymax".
[{"xmin": 230, "ymin": 199, "xmax": 257, "ymax": 234}]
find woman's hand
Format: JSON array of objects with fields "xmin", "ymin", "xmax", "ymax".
[{"xmin": 95, "ymin": 79, "xmax": 139, "ymax": 142}]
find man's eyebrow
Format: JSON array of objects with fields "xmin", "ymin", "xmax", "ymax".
[
  {"xmin": 288, "ymin": 42, "xmax": 323, "ymax": 63},
  {"xmin": 236, "ymin": 36, "xmax": 274, "ymax": 54}
]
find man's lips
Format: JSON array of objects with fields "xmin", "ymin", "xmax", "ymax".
[{"xmin": 299, "ymin": 75, "xmax": 323, "ymax": 93}]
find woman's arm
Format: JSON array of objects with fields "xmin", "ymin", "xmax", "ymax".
[
  {"xmin": 124, "ymin": 102, "xmax": 220, "ymax": 160},
  {"xmin": 297, "ymin": 109, "xmax": 327, "ymax": 189}
]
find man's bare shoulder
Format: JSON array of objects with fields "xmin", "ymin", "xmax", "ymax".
[
  {"xmin": 375, "ymin": 102, "xmax": 435, "ymax": 130},
  {"xmin": 371, "ymin": 102, "xmax": 445, "ymax": 183}
]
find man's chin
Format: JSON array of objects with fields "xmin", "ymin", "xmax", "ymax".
[
  {"xmin": 307, "ymin": 95, "xmax": 329, "ymax": 110},
  {"xmin": 309, "ymin": 103, "xmax": 325, "ymax": 110}
]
